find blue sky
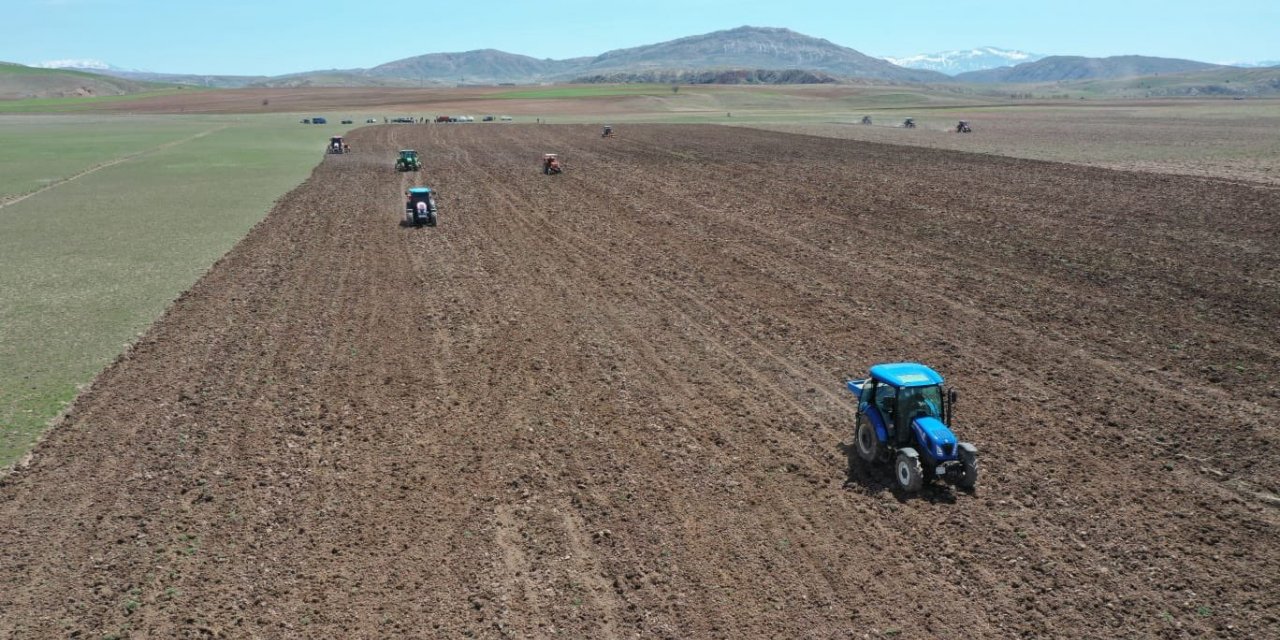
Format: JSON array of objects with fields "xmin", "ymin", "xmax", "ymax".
[{"xmin": 9, "ymin": 0, "xmax": 1278, "ymax": 75}]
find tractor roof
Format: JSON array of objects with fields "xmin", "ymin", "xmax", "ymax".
[
  {"xmin": 407, "ymin": 187, "xmax": 432, "ymax": 194},
  {"xmin": 400, "ymin": 149, "xmax": 417, "ymax": 153},
  {"xmin": 869, "ymin": 362, "xmax": 943, "ymax": 388}
]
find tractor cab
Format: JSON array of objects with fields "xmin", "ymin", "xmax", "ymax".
[
  {"xmin": 852, "ymin": 363, "xmax": 953, "ymax": 447},
  {"xmin": 861, "ymin": 115, "xmax": 872, "ymax": 125},
  {"xmin": 601, "ymin": 124, "xmax": 613, "ymax": 137},
  {"xmin": 846, "ymin": 362, "xmax": 976, "ymax": 492},
  {"xmin": 404, "ymin": 187, "xmax": 438, "ymax": 227},
  {"xmin": 328, "ymin": 136, "xmax": 346, "ymax": 154},
  {"xmin": 902, "ymin": 118, "xmax": 917, "ymax": 129},
  {"xmin": 956, "ymin": 120, "xmax": 972, "ymax": 133}
]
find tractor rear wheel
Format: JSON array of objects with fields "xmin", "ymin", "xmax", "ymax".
[
  {"xmin": 957, "ymin": 443, "xmax": 978, "ymax": 489},
  {"xmin": 894, "ymin": 451, "xmax": 923, "ymax": 493},
  {"xmin": 855, "ymin": 419, "xmax": 879, "ymax": 463}
]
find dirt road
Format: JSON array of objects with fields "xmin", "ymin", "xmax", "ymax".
[{"xmin": 1, "ymin": 125, "xmax": 1276, "ymax": 638}]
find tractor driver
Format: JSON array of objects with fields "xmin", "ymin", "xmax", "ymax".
[{"xmin": 900, "ymin": 387, "xmax": 941, "ymax": 423}]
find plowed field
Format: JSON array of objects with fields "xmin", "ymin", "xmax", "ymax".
[{"xmin": 2, "ymin": 125, "xmax": 1277, "ymax": 638}]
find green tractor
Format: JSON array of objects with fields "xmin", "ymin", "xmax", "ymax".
[{"xmin": 396, "ymin": 149, "xmax": 422, "ymax": 172}]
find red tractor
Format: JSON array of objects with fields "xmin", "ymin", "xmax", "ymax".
[{"xmin": 542, "ymin": 153, "xmax": 562, "ymax": 175}]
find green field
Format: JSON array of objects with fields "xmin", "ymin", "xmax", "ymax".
[{"xmin": 0, "ymin": 114, "xmax": 342, "ymax": 467}]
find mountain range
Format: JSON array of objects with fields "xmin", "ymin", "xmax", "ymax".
[
  {"xmin": 35, "ymin": 27, "xmax": 951, "ymax": 87},
  {"xmin": 12, "ymin": 26, "xmax": 1280, "ymax": 96}
]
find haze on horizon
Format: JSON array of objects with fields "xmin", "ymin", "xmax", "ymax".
[{"xmin": 10, "ymin": 0, "xmax": 1278, "ymax": 76}]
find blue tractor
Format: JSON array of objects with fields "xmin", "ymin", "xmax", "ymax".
[{"xmin": 847, "ymin": 363, "xmax": 977, "ymax": 492}]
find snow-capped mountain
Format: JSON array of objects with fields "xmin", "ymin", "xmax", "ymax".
[
  {"xmin": 884, "ymin": 47, "xmax": 1046, "ymax": 76},
  {"xmin": 35, "ymin": 59, "xmax": 139, "ymax": 72},
  {"xmin": 1225, "ymin": 60, "xmax": 1280, "ymax": 68}
]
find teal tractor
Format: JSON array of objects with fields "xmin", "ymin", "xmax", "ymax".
[
  {"xmin": 847, "ymin": 363, "xmax": 977, "ymax": 492},
  {"xmin": 396, "ymin": 149, "xmax": 422, "ymax": 171},
  {"xmin": 404, "ymin": 187, "xmax": 438, "ymax": 227}
]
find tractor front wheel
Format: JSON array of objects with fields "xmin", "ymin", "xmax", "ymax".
[
  {"xmin": 855, "ymin": 419, "xmax": 879, "ymax": 463},
  {"xmin": 957, "ymin": 443, "xmax": 978, "ymax": 489},
  {"xmin": 894, "ymin": 451, "xmax": 923, "ymax": 493}
]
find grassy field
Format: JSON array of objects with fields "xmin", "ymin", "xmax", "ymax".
[{"xmin": 0, "ymin": 114, "xmax": 344, "ymax": 467}]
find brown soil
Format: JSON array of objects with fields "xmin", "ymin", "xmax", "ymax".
[
  {"xmin": 88, "ymin": 86, "xmax": 644, "ymax": 117},
  {"xmin": 754, "ymin": 106, "xmax": 1280, "ymax": 186},
  {"xmin": 1, "ymin": 125, "xmax": 1277, "ymax": 638}
]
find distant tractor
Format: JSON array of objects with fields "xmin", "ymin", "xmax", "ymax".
[
  {"xmin": 341, "ymin": 119, "xmax": 354, "ymax": 125},
  {"xmin": 601, "ymin": 124, "xmax": 614, "ymax": 137},
  {"xmin": 861, "ymin": 115, "xmax": 872, "ymax": 125},
  {"xmin": 396, "ymin": 149, "xmax": 422, "ymax": 172},
  {"xmin": 956, "ymin": 120, "xmax": 973, "ymax": 133},
  {"xmin": 542, "ymin": 153, "xmax": 562, "ymax": 175},
  {"xmin": 404, "ymin": 187, "xmax": 438, "ymax": 227},
  {"xmin": 312, "ymin": 117, "xmax": 327, "ymax": 124},
  {"xmin": 902, "ymin": 118, "xmax": 917, "ymax": 129},
  {"xmin": 436, "ymin": 115, "xmax": 451, "ymax": 123},
  {"xmin": 327, "ymin": 136, "xmax": 349, "ymax": 154},
  {"xmin": 846, "ymin": 363, "xmax": 977, "ymax": 493}
]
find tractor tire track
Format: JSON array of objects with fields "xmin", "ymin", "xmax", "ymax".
[{"xmin": 0, "ymin": 126, "xmax": 227, "ymax": 210}]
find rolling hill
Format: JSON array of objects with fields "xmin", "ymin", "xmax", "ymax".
[
  {"xmin": 365, "ymin": 49, "xmax": 585, "ymax": 85},
  {"xmin": 0, "ymin": 62, "xmax": 163, "ymax": 99},
  {"xmin": 956, "ymin": 55, "xmax": 1225, "ymax": 83},
  {"xmin": 1057, "ymin": 66, "xmax": 1280, "ymax": 97}
]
